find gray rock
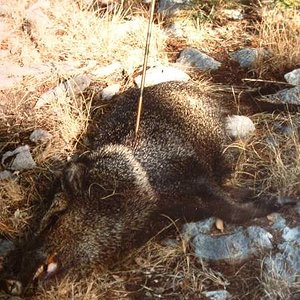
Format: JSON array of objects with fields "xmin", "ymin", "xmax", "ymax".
[
  {"xmin": 222, "ymin": 8, "xmax": 243, "ymax": 20},
  {"xmin": 230, "ymin": 48, "xmax": 268, "ymax": 68},
  {"xmin": 158, "ymin": 0, "xmax": 191, "ymax": 15},
  {"xmin": 202, "ymin": 290, "xmax": 232, "ymax": 300},
  {"xmin": 101, "ymin": 84, "xmax": 121, "ymax": 101},
  {"xmin": 0, "ymin": 170, "xmax": 13, "ymax": 180},
  {"xmin": 284, "ymin": 68, "xmax": 300, "ymax": 86},
  {"xmin": 166, "ymin": 23, "xmax": 185, "ymax": 38},
  {"xmin": 2, "ymin": 145, "xmax": 36, "ymax": 171},
  {"xmin": 134, "ymin": 66, "xmax": 190, "ymax": 87},
  {"xmin": 182, "ymin": 218, "xmax": 216, "ymax": 238},
  {"xmin": 225, "ymin": 115, "xmax": 255, "ymax": 139},
  {"xmin": 262, "ymin": 86, "xmax": 300, "ymax": 105},
  {"xmin": 282, "ymin": 226, "xmax": 300, "ymax": 243},
  {"xmin": 176, "ymin": 48, "xmax": 221, "ymax": 71},
  {"xmin": 271, "ymin": 213, "xmax": 287, "ymax": 231},
  {"xmin": 29, "ymin": 128, "xmax": 52, "ymax": 143},
  {"xmin": 35, "ymin": 75, "xmax": 91, "ymax": 108},
  {"xmin": 191, "ymin": 226, "xmax": 273, "ymax": 262},
  {"xmin": 264, "ymin": 242, "xmax": 300, "ymax": 283}
]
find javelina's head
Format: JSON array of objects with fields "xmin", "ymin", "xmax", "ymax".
[{"xmin": 1, "ymin": 153, "xmax": 156, "ymax": 296}]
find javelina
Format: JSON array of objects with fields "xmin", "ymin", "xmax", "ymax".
[{"xmin": 1, "ymin": 81, "xmax": 291, "ymax": 295}]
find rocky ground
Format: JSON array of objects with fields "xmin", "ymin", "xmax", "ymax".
[{"xmin": 0, "ymin": 0, "xmax": 300, "ymax": 299}]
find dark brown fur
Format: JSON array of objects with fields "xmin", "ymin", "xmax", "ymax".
[{"xmin": 1, "ymin": 81, "xmax": 289, "ymax": 294}]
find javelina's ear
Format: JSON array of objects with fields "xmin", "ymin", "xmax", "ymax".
[
  {"xmin": 38, "ymin": 192, "xmax": 69, "ymax": 235},
  {"xmin": 61, "ymin": 161, "xmax": 88, "ymax": 196}
]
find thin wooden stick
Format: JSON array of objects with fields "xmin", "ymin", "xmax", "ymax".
[{"xmin": 134, "ymin": 0, "xmax": 156, "ymax": 139}]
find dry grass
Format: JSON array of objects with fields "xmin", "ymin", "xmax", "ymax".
[
  {"xmin": 256, "ymin": 6, "xmax": 300, "ymax": 74},
  {"xmin": 231, "ymin": 112, "xmax": 300, "ymax": 197}
]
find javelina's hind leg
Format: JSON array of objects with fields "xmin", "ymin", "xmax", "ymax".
[{"xmin": 182, "ymin": 178, "xmax": 295, "ymax": 224}]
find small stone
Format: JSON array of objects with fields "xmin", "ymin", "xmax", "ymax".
[
  {"xmin": 261, "ymin": 86, "xmax": 300, "ymax": 105},
  {"xmin": 30, "ymin": 128, "xmax": 52, "ymax": 143},
  {"xmin": 0, "ymin": 170, "xmax": 13, "ymax": 180},
  {"xmin": 35, "ymin": 75, "xmax": 91, "ymax": 108},
  {"xmin": 270, "ymin": 213, "xmax": 287, "ymax": 231},
  {"xmin": 182, "ymin": 218, "xmax": 216, "ymax": 238},
  {"xmin": 230, "ymin": 48, "xmax": 268, "ymax": 68},
  {"xmin": 91, "ymin": 62, "xmax": 122, "ymax": 79},
  {"xmin": 2, "ymin": 145, "xmax": 36, "ymax": 171},
  {"xmin": 284, "ymin": 68, "xmax": 300, "ymax": 86},
  {"xmin": 202, "ymin": 290, "xmax": 232, "ymax": 300},
  {"xmin": 176, "ymin": 48, "xmax": 221, "ymax": 71},
  {"xmin": 191, "ymin": 226, "xmax": 272, "ymax": 262},
  {"xmin": 225, "ymin": 115, "xmax": 255, "ymax": 139},
  {"xmin": 222, "ymin": 8, "xmax": 244, "ymax": 20},
  {"xmin": 134, "ymin": 66, "xmax": 190, "ymax": 87},
  {"xmin": 101, "ymin": 84, "xmax": 121, "ymax": 101},
  {"xmin": 158, "ymin": 0, "xmax": 191, "ymax": 15},
  {"xmin": 282, "ymin": 226, "xmax": 300, "ymax": 243},
  {"xmin": 264, "ymin": 242, "xmax": 300, "ymax": 282}
]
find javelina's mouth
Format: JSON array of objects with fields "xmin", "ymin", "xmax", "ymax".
[{"xmin": 33, "ymin": 253, "xmax": 59, "ymax": 282}]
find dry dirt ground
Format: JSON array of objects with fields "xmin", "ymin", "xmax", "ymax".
[{"xmin": 0, "ymin": 0, "xmax": 300, "ymax": 299}]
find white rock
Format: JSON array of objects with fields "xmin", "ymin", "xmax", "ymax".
[
  {"xmin": 35, "ymin": 75, "xmax": 91, "ymax": 108},
  {"xmin": 225, "ymin": 115, "xmax": 255, "ymax": 139},
  {"xmin": 2, "ymin": 145, "xmax": 36, "ymax": 171},
  {"xmin": 101, "ymin": 84, "xmax": 121, "ymax": 101},
  {"xmin": 284, "ymin": 68, "xmax": 300, "ymax": 86},
  {"xmin": 134, "ymin": 66, "xmax": 190, "ymax": 87},
  {"xmin": 222, "ymin": 8, "xmax": 244, "ymax": 20},
  {"xmin": 202, "ymin": 290, "xmax": 232, "ymax": 300},
  {"xmin": 30, "ymin": 129, "xmax": 52, "ymax": 143},
  {"xmin": 91, "ymin": 62, "xmax": 122, "ymax": 78}
]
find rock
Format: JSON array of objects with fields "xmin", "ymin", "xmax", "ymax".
[
  {"xmin": 222, "ymin": 8, "xmax": 243, "ymax": 20},
  {"xmin": 230, "ymin": 48, "xmax": 268, "ymax": 68},
  {"xmin": 225, "ymin": 115, "xmax": 255, "ymax": 139},
  {"xmin": 101, "ymin": 84, "xmax": 121, "ymax": 101},
  {"xmin": 261, "ymin": 86, "xmax": 300, "ymax": 105},
  {"xmin": 176, "ymin": 48, "xmax": 221, "ymax": 71},
  {"xmin": 35, "ymin": 75, "xmax": 91, "ymax": 108},
  {"xmin": 202, "ymin": 290, "xmax": 232, "ymax": 300},
  {"xmin": 270, "ymin": 213, "xmax": 287, "ymax": 231},
  {"xmin": 166, "ymin": 23, "xmax": 185, "ymax": 38},
  {"xmin": 91, "ymin": 62, "xmax": 122, "ymax": 79},
  {"xmin": 158, "ymin": 0, "xmax": 191, "ymax": 15},
  {"xmin": 182, "ymin": 218, "xmax": 216, "ymax": 238},
  {"xmin": 29, "ymin": 128, "xmax": 52, "ymax": 143},
  {"xmin": 2, "ymin": 145, "xmax": 36, "ymax": 171},
  {"xmin": 0, "ymin": 170, "xmax": 13, "ymax": 180},
  {"xmin": 284, "ymin": 68, "xmax": 300, "ymax": 86},
  {"xmin": 274, "ymin": 122, "xmax": 294, "ymax": 136},
  {"xmin": 264, "ymin": 242, "xmax": 300, "ymax": 283},
  {"xmin": 134, "ymin": 66, "xmax": 190, "ymax": 87},
  {"xmin": 191, "ymin": 226, "xmax": 273, "ymax": 262},
  {"xmin": 282, "ymin": 226, "xmax": 300, "ymax": 243}
]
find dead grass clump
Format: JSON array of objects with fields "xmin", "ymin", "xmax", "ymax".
[
  {"xmin": 232, "ymin": 112, "xmax": 300, "ymax": 196},
  {"xmin": 256, "ymin": 6, "xmax": 300, "ymax": 73},
  {"xmin": 0, "ymin": 180, "xmax": 30, "ymax": 236}
]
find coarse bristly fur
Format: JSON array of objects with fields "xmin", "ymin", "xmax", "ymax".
[{"xmin": 0, "ymin": 81, "xmax": 295, "ymax": 296}]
